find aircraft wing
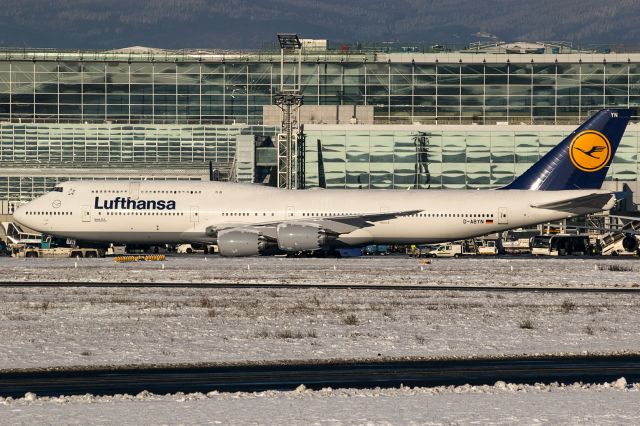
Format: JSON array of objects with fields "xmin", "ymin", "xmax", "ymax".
[
  {"xmin": 206, "ymin": 209, "xmax": 423, "ymax": 237},
  {"xmin": 308, "ymin": 209, "xmax": 423, "ymax": 233},
  {"xmin": 531, "ymin": 193, "xmax": 615, "ymax": 213}
]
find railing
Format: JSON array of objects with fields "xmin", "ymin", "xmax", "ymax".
[{"xmin": 1, "ymin": 222, "xmax": 41, "ymax": 245}]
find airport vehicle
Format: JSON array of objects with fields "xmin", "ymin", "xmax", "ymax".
[
  {"xmin": 335, "ymin": 247, "xmax": 363, "ymax": 257},
  {"xmin": 598, "ymin": 219, "xmax": 640, "ymax": 256},
  {"xmin": 531, "ymin": 235, "xmax": 591, "ymax": 256},
  {"xmin": 600, "ymin": 235, "xmax": 639, "ymax": 256},
  {"xmin": 363, "ymin": 245, "xmax": 389, "ymax": 255},
  {"xmin": 501, "ymin": 238, "xmax": 532, "ymax": 254},
  {"xmin": 17, "ymin": 246, "xmax": 102, "ymax": 258},
  {"xmin": 106, "ymin": 244, "xmax": 127, "ymax": 256},
  {"xmin": 432, "ymin": 241, "xmax": 476, "ymax": 258},
  {"xmin": 477, "ymin": 240, "xmax": 499, "ymax": 255},
  {"xmin": 176, "ymin": 243, "xmax": 201, "ymax": 254},
  {"xmin": 600, "ymin": 234, "xmax": 639, "ymax": 256},
  {"xmin": 14, "ymin": 235, "xmax": 103, "ymax": 258},
  {"xmin": 530, "ymin": 235, "xmax": 552, "ymax": 255},
  {"xmin": 407, "ymin": 244, "xmax": 439, "ymax": 258},
  {"xmin": 176, "ymin": 243, "xmax": 218, "ymax": 254},
  {"xmin": 12, "ymin": 109, "xmax": 631, "ymax": 257}
]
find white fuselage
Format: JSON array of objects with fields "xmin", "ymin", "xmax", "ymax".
[{"xmin": 13, "ymin": 181, "xmax": 610, "ymax": 246}]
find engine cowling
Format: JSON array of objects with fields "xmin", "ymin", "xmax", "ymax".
[
  {"xmin": 277, "ymin": 223, "xmax": 334, "ymax": 252},
  {"xmin": 217, "ymin": 229, "xmax": 275, "ymax": 257},
  {"xmin": 622, "ymin": 235, "xmax": 639, "ymax": 252}
]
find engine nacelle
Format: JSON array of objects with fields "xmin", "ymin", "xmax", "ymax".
[
  {"xmin": 622, "ymin": 235, "xmax": 639, "ymax": 252},
  {"xmin": 277, "ymin": 223, "xmax": 333, "ymax": 252},
  {"xmin": 217, "ymin": 229, "xmax": 274, "ymax": 257}
]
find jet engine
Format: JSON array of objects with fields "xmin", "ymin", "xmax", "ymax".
[
  {"xmin": 217, "ymin": 229, "xmax": 276, "ymax": 257},
  {"xmin": 276, "ymin": 223, "xmax": 335, "ymax": 252}
]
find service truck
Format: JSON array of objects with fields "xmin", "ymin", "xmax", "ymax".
[
  {"xmin": 432, "ymin": 241, "xmax": 476, "ymax": 258},
  {"xmin": 13, "ymin": 235, "xmax": 103, "ymax": 258}
]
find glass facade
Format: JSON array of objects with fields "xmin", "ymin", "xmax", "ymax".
[
  {"xmin": 0, "ymin": 47, "xmax": 638, "ymax": 204},
  {"xmin": 0, "ymin": 49, "xmax": 639, "ymax": 125},
  {"xmin": 0, "ymin": 123, "xmax": 244, "ymax": 166},
  {"xmin": 0, "ymin": 175, "xmax": 205, "ymax": 208},
  {"xmin": 0, "ymin": 122, "xmax": 277, "ymax": 202},
  {"xmin": 304, "ymin": 125, "xmax": 640, "ymax": 190}
]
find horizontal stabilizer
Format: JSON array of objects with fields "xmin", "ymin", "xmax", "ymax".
[{"xmin": 531, "ymin": 193, "xmax": 615, "ymax": 213}]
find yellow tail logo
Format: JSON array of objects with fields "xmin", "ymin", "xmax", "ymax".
[{"xmin": 569, "ymin": 130, "xmax": 611, "ymax": 172}]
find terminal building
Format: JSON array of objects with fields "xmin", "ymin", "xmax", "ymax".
[{"xmin": 0, "ymin": 41, "xmax": 639, "ymax": 214}]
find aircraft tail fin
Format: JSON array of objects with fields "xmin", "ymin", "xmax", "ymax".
[{"xmin": 502, "ymin": 108, "xmax": 632, "ymax": 190}]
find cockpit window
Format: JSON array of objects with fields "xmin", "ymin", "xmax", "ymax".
[{"xmin": 53, "ymin": 186, "xmax": 63, "ymax": 192}]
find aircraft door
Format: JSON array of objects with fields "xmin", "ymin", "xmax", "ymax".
[
  {"xmin": 81, "ymin": 205, "xmax": 91, "ymax": 222},
  {"xmin": 129, "ymin": 182, "xmax": 140, "ymax": 200},
  {"xmin": 286, "ymin": 206, "xmax": 295, "ymax": 219},
  {"xmin": 498, "ymin": 207, "xmax": 508, "ymax": 224},
  {"xmin": 190, "ymin": 206, "xmax": 199, "ymax": 223}
]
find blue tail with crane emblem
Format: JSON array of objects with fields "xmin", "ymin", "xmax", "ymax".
[{"xmin": 502, "ymin": 108, "xmax": 632, "ymax": 190}]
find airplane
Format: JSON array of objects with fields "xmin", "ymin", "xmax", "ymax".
[{"xmin": 12, "ymin": 108, "xmax": 632, "ymax": 257}]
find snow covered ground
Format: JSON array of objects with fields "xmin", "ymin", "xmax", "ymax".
[
  {"xmin": 0, "ymin": 256, "xmax": 639, "ymax": 369},
  {"xmin": 2, "ymin": 380, "xmax": 639, "ymax": 425},
  {"xmin": 2, "ymin": 256, "xmax": 640, "ymax": 423},
  {"xmin": 0, "ymin": 255, "xmax": 639, "ymax": 287}
]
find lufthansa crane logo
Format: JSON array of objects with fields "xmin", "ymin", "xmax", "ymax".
[{"xmin": 569, "ymin": 130, "xmax": 611, "ymax": 172}]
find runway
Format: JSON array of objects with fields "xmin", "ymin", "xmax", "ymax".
[
  {"xmin": 0, "ymin": 281, "xmax": 639, "ymax": 293},
  {"xmin": 2, "ymin": 355, "xmax": 639, "ymax": 398}
]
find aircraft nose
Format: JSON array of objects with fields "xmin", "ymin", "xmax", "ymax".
[{"xmin": 13, "ymin": 205, "xmax": 27, "ymax": 226}]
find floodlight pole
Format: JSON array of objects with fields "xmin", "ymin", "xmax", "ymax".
[{"xmin": 276, "ymin": 34, "xmax": 304, "ymax": 190}]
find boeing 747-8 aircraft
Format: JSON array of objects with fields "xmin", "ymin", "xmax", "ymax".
[{"xmin": 13, "ymin": 109, "xmax": 631, "ymax": 256}]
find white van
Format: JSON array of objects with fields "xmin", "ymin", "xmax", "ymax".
[{"xmin": 433, "ymin": 242, "xmax": 475, "ymax": 258}]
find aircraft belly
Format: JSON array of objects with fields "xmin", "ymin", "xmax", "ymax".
[
  {"xmin": 359, "ymin": 219, "xmax": 508, "ymax": 244},
  {"xmin": 50, "ymin": 231, "xmax": 200, "ymax": 244}
]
